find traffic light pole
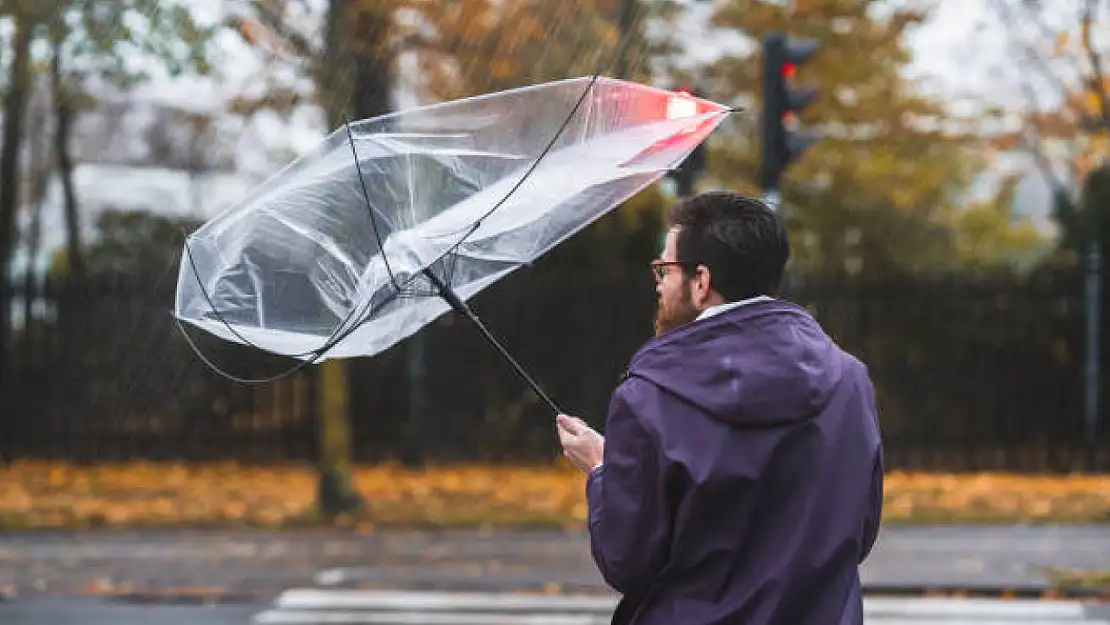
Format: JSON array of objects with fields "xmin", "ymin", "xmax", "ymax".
[
  {"xmin": 762, "ymin": 189, "xmax": 782, "ymax": 211},
  {"xmin": 666, "ymin": 86, "xmax": 708, "ymax": 197}
]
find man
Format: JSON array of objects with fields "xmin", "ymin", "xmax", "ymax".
[{"xmin": 556, "ymin": 191, "xmax": 883, "ymax": 625}]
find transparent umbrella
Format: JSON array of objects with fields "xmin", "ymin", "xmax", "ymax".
[{"xmin": 174, "ymin": 75, "xmax": 734, "ymax": 412}]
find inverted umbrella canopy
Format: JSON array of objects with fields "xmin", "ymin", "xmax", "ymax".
[{"xmin": 175, "ymin": 76, "xmax": 732, "ymax": 370}]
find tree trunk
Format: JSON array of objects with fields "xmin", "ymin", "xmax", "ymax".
[
  {"xmin": 310, "ymin": 0, "xmax": 400, "ymax": 515},
  {"xmin": 23, "ymin": 84, "xmax": 52, "ymax": 336},
  {"xmin": 52, "ymin": 35, "xmax": 84, "ymax": 280},
  {"xmin": 0, "ymin": 12, "xmax": 33, "ymax": 399},
  {"xmin": 315, "ymin": 357, "xmax": 363, "ymax": 516},
  {"xmin": 350, "ymin": 4, "xmax": 393, "ymax": 121},
  {"xmin": 311, "ymin": 0, "xmax": 367, "ymax": 518}
]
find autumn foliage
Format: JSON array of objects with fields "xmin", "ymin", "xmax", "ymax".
[{"xmin": 1, "ymin": 461, "xmax": 1108, "ymax": 529}]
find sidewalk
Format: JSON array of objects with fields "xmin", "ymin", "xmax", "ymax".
[{"xmin": 0, "ymin": 525, "xmax": 1108, "ymax": 601}]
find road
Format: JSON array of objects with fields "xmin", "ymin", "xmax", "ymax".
[
  {"xmin": 2, "ymin": 525, "xmax": 1110, "ymax": 598},
  {"xmin": 863, "ymin": 525, "xmax": 1110, "ymax": 588},
  {"xmin": 0, "ymin": 597, "xmax": 260, "ymax": 625},
  {"xmin": 1, "ymin": 525, "xmax": 1109, "ymax": 625}
]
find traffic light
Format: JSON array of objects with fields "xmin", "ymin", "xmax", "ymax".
[
  {"xmin": 760, "ymin": 32, "xmax": 820, "ymax": 200},
  {"xmin": 666, "ymin": 86, "xmax": 707, "ymax": 198}
]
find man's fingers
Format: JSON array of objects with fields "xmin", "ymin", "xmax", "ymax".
[
  {"xmin": 557, "ymin": 414, "xmax": 584, "ymax": 435},
  {"xmin": 556, "ymin": 423, "xmax": 579, "ymax": 446},
  {"xmin": 556, "ymin": 427, "xmax": 571, "ymax": 445}
]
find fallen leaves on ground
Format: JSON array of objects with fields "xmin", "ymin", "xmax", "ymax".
[
  {"xmin": 1, "ymin": 462, "xmax": 1109, "ymax": 529},
  {"xmin": 1040, "ymin": 567, "xmax": 1110, "ymax": 591},
  {"xmin": 881, "ymin": 472, "xmax": 1110, "ymax": 524}
]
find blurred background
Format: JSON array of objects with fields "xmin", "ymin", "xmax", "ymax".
[{"xmin": 0, "ymin": 0, "xmax": 1109, "ymax": 605}]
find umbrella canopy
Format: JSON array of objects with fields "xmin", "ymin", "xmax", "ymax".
[{"xmin": 174, "ymin": 76, "xmax": 732, "ymax": 362}]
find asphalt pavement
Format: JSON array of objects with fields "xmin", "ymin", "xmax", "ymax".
[
  {"xmin": 0, "ymin": 597, "xmax": 261, "ymax": 625},
  {"xmin": 1, "ymin": 527, "xmax": 1109, "ymax": 625},
  {"xmin": 0, "ymin": 525, "xmax": 1108, "ymax": 600}
]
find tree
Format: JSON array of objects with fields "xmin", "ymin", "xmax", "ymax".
[
  {"xmin": 700, "ymin": 0, "xmax": 1001, "ymax": 277},
  {"xmin": 987, "ymin": 0, "xmax": 1109, "ymax": 267},
  {"xmin": 19, "ymin": 80, "xmax": 55, "ymax": 327},
  {"xmin": 0, "ymin": 6, "xmax": 35, "ymax": 398},
  {"xmin": 223, "ymin": 0, "xmax": 675, "ymax": 507},
  {"xmin": 236, "ymin": 0, "xmax": 624, "ymax": 500},
  {"xmin": 54, "ymin": 0, "xmax": 214, "ymax": 270},
  {"xmin": 409, "ymin": 0, "xmax": 622, "ymax": 100},
  {"xmin": 143, "ymin": 105, "xmax": 235, "ymax": 215},
  {"xmin": 0, "ymin": 0, "xmax": 214, "ymax": 391},
  {"xmin": 948, "ymin": 174, "xmax": 1049, "ymax": 271},
  {"xmin": 228, "ymin": 0, "xmax": 400, "ymax": 516},
  {"xmin": 72, "ymin": 209, "xmax": 203, "ymax": 279}
]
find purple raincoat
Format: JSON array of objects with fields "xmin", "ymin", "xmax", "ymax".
[{"xmin": 586, "ymin": 298, "xmax": 883, "ymax": 625}]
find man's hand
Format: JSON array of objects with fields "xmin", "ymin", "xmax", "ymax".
[{"xmin": 556, "ymin": 414, "xmax": 605, "ymax": 473}]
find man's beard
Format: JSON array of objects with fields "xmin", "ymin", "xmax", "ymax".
[{"xmin": 653, "ymin": 288, "xmax": 699, "ymax": 337}]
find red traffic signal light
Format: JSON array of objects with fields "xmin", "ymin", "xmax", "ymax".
[{"xmin": 760, "ymin": 32, "xmax": 820, "ymax": 194}]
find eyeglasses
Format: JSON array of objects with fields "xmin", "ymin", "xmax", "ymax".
[{"xmin": 651, "ymin": 259, "xmax": 696, "ymax": 281}]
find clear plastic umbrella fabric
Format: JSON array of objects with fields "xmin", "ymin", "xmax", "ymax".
[{"xmin": 174, "ymin": 76, "xmax": 730, "ymax": 361}]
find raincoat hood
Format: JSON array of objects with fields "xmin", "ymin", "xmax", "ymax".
[{"xmin": 628, "ymin": 298, "xmax": 845, "ymax": 429}]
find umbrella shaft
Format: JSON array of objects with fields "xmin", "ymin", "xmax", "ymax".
[{"xmin": 422, "ymin": 269, "xmax": 562, "ymax": 416}]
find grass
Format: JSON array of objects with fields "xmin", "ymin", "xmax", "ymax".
[{"xmin": 1, "ymin": 461, "xmax": 1109, "ymax": 530}]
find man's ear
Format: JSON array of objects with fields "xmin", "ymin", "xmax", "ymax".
[{"xmin": 693, "ymin": 264, "xmax": 713, "ymax": 302}]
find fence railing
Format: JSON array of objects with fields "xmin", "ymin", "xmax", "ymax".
[{"xmin": 1, "ymin": 267, "xmax": 1107, "ymax": 472}]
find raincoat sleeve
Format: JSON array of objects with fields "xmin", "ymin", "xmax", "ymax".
[
  {"xmin": 585, "ymin": 378, "xmax": 671, "ymax": 596},
  {"xmin": 859, "ymin": 367, "xmax": 884, "ymax": 563},
  {"xmin": 860, "ymin": 450, "xmax": 884, "ymax": 563}
]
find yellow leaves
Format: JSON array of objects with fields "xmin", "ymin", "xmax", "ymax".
[
  {"xmin": 882, "ymin": 471, "xmax": 1110, "ymax": 524},
  {"xmin": 1054, "ymin": 30, "xmax": 1071, "ymax": 56},
  {"xmin": 0, "ymin": 461, "xmax": 592, "ymax": 528},
  {"xmin": 490, "ymin": 59, "xmax": 517, "ymax": 81},
  {"xmin": 3, "ymin": 462, "xmax": 1109, "ymax": 528}
]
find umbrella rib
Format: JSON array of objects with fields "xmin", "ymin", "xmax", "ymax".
[{"xmin": 342, "ymin": 116, "xmax": 399, "ymax": 289}]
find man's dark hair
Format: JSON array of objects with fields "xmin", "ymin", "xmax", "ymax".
[{"xmin": 666, "ymin": 191, "xmax": 790, "ymax": 301}]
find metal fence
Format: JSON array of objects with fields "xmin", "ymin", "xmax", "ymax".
[{"xmin": 1, "ymin": 266, "xmax": 1107, "ymax": 472}]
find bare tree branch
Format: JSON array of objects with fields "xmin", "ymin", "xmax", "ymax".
[
  {"xmin": 226, "ymin": 0, "xmax": 321, "ymax": 66},
  {"xmin": 1016, "ymin": 76, "xmax": 1073, "ymax": 197},
  {"xmin": 1082, "ymin": 0, "xmax": 1110, "ymax": 125},
  {"xmin": 986, "ymin": 0, "xmax": 1108, "ymax": 198}
]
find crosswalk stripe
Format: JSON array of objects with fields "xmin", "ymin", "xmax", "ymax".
[
  {"xmin": 274, "ymin": 589, "xmax": 615, "ymax": 613},
  {"xmin": 255, "ymin": 589, "xmax": 1110, "ymax": 624},
  {"xmin": 254, "ymin": 611, "xmax": 609, "ymax": 625}
]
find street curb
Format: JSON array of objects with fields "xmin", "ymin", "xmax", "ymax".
[{"xmin": 98, "ymin": 589, "xmax": 265, "ymax": 606}]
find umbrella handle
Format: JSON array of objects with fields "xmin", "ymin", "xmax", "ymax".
[{"xmin": 422, "ymin": 269, "xmax": 563, "ymax": 416}]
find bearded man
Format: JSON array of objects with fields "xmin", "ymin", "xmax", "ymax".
[{"xmin": 556, "ymin": 191, "xmax": 884, "ymax": 625}]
